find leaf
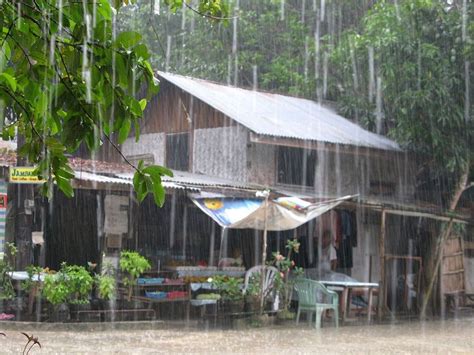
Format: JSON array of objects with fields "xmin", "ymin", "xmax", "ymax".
[
  {"xmin": 151, "ymin": 179, "xmax": 166, "ymax": 207},
  {"xmin": 142, "ymin": 165, "xmax": 173, "ymax": 178},
  {"xmin": 129, "ymin": 98, "xmax": 142, "ymax": 117},
  {"xmin": 139, "ymin": 99, "xmax": 147, "ymax": 111},
  {"xmin": 0, "ymin": 73, "xmax": 17, "ymax": 92},
  {"xmin": 132, "ymin": 171, "xmax": 147, "ymax": 202},
  {"xmin": 55, "ymin": 176, "xmax": 74, "ymax": 198},
  {"xmin": 118, "ymin": 118, "xmax": 131, "ymax": 143},
  {"xmin": 115, "ymin": 31, "xmax": 142, "ymax": 49}
]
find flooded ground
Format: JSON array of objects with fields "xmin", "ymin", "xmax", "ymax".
[{"xmin": 1, "ymin": 317, "xmax": 473, "ymax": 354}]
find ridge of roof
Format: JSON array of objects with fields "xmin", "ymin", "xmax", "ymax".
[{"xmin": 158, "ymin": 71, "xmax": 401, "ymax": 152}]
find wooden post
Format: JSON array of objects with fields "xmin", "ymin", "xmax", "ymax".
[
  {"xmin": 260, "ymin": 193, "xmax": 269, "ymax": 313},
  {"xmin": 377, "ymin": 208, "xmax": 386, "ymax": 320}
]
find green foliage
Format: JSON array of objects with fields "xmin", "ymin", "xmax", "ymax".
[
  {"xmin": 43, "ymin": 273, "xmax": 70, "ymax": 306},
  {"xmin": 96, "ymin": 275, "xmax": 116, "ymax": 301},
  {"xmin": 42, "ymin": 263, "xmax": 94, "ymax": 305},
  {"xmin": 211, "ymin": 275, "xmax": 244, "ymax": 302},
  {"xmin": 133, "ymin": 160, "xmax": 173, "ymax": 207},
  {"xmin": 0, "ymin": 0, "xmax": 224, "ymax": 205},
  {"xmin": 21, "ymin": 265, "xmax": 43, "ymax": 294},
  {"xmin": 269, "ymin": 238, "xmax": 303, "ymax": 311},
  {"xmin": 118, "ymin": 0, "xmax": 318, "ymax": 96},
  {"xmin": 96, "ymin": 261, "xmax": 116, "ymax": 300},
  {"xmin": 330, "ymin": 0, "xmax": 473, "ymax": 182},
  {"xmin": 0, "ymin": 243, "xmax": 17, "ymax": 300},
  {"xmin": 119, "ymin": 250, "xmax": 151, "ymax": 300}
]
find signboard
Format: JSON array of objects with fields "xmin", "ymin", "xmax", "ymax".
[
  {"xmin": 0, "ymin": 194, "xmax": 7, "ymax": 208},
  {"xmin": 0, "ymin": 182, "xmax": 6, "ymax": 254},
  {"xmin": 9, "ymin": 167, "xmax": 46, "ymax": 184},
  {"xmin": 104, "ymin": 195, "xmax": 129, "ymax": 235}
]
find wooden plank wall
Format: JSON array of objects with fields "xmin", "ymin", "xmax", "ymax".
[{"xmin": 141, "ymin": 80, "xmax": 236, "ymax": 135}]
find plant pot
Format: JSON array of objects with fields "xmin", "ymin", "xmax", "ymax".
[
  {"xmin": 100, "ymin": 299, "xmax": 116, "ymax": 311},
  {"xmin": 245, "ymin": 296, "xmax": 262, "ymax": 313},
  {"xmin": 117, "ymin": 299, "xmax": 145, "ymax": 310},
  {"xmin": 69, "ymin": 302, "xmax": 91, "ymax": 321},
  {"xmin": 276, "ymin": 308, "xmax": 296, "ymax": 323},
  {"xmin": 48, "ymin": 303, "xmax": 70, "ymax": 323},
  {"xmin": 220, "ymin": 300, "xmax": 245, "ymax": 314}
]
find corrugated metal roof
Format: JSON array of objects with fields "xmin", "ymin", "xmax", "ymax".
[
  {"xmin": 74, "ymin": 171, "xmax": 189, "ymax": 190},
  {"xmin": 116, "ymin": 170, "xmax": 259, "ymax": 191},
  {"xmin": 159, "ymin": 72, "xmax": 401, "ymax": 151},
  {"xmin": 73, "ymin": 171, "xmax": 132, "ymax": 185}
]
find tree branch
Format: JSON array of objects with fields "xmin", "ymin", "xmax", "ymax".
[
  {"xmin": 184, "ymin": 3, "xmax": 237, "ymax": 21},
  {"xmin": 55, "ymin": 45, "xmax": 139, "ymax": 173},
  {"xmin": 0, "ymin": 86, "xmax": 44, "ymax": 143}
]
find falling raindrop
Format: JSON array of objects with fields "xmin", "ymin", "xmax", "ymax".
[
  {"xmin": 350, "ymin": 39, "xmax": 359, "ymax": 90},
  {"xmin": 375, "ymin": 75, "xmax": 383, "ymax": 134},
  {"xmin": 252, "ymin": 65, "xmax": 258, "ymax": 91},
  {"xmin": 394, "ymin": 0, "xmax": 401, "ymax": 21},
  {"xmin": 166, "ymin": 35, "xmax": 172, "ymax": 71},
  {"xmin": 304, "ymin": 36, "xmax": 309, "ymax": 82},
  {"xmin": 227, "ymin": 54, "xmax": 232, "ymax": 86},
  {"xmin": 368, "ymin": 46, "xmax": 375, "ymax": 103},
  {"xmin": 152, "ymin": 0, "xmax": 160, "ymax": 15},
  {"xmin": 280, "ymin": 0, "xmax": 285, "ymax": 21},
  {"xmin": 181, "ymin": 0, "xmax": 186, "ymax": 31},
  {"xmin": 301, "ymin": 0, "xmax": 306, "ymax": 24},
  {"xmin": 320, "ymin": 0, "xmax": 325, "ymax": 21},
  {"xmin": 465, "ymin": 61, "xmax": 470, "ymax": 122},
  {"xmin": 322, "ymin": 51, "xmax": 328, "ymax": 99}
]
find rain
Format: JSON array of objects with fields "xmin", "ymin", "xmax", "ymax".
[{"xmin": 0, "ymin": 0, "xmax": 473, "ymax": 354}]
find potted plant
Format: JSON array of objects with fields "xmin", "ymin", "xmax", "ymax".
[
  {"xmin": 119, "ymin": 250, "xmax": 151, "ymax": 302},
  {"xmin": 21, "ymin": 265, "xmax": 43, "ymax": 316},
  {"xmin": 96, "ymin": 262, "xmax": 116, "ymax": 311},
  {"xmin": 212, "ymin": 276, "xmax": 244, "ymax": 314},
  {"xmin": 42, "ymin": 263, "xmax": 94, "ymax": 322},
  {"xmin": 0, "ymin": 243, "xmax": 17, "ymax": 303},
  {"xmin": 244, "ymin": 273, "xmax": 262, "ymax": 313},
  {"xmin": 42, "ymin": 268, "xmax": 71, "ymax": 322},
  {"xmin": 270, "ymin": 239, "xmax": 304, "ymax": 321}
]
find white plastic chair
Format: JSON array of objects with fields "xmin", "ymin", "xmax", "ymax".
[{"xmin": 242, "ymin": 265, "xmax": 279, "ymax": 310}]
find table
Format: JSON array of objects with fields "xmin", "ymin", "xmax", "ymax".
[
  {"xmin": 319, "ymin": 280, "xmax": 379, "ymax": 324},
  {"xmin": 7, "ymin": 271, "xmax": 45, "ymax": 282},
  {"xmin": 7, "ymin": 271, "xmax": 46, "ymax": 315}
]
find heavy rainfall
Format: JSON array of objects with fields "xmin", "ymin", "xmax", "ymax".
[{"xmin": 0, "ymin": 0, "xmax": 472, "ymax": 354}]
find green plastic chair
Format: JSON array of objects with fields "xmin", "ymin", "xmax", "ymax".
[{"xmin": 294, "ymin": 278, "xmax": 339, "ymax": 329}]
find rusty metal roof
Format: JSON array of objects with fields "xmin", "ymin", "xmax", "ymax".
[{"xmin": 159, "ymin": 72, "xmax": 401, "ymax": 151}]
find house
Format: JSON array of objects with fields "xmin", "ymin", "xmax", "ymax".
[
  {"xmin": 1, "ymin": 72, "xmax": 470, "ymax": 318},
  {"xmin": 119, "ymin": 72, "xmax": 474, "ymax": 316}
]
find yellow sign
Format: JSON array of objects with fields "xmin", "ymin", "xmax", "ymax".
[{"xmin": 9, "ymin": 167, "xmax": 46, "ymax": 184}]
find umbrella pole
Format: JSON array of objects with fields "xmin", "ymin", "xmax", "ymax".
[{"xmin": 260, "ymin": 192, "xmax": 269, "ymax": 314}]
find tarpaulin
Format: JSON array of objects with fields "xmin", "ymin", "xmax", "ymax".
[{"xmin": 190, "ymin": 194, "xmax": 356, "ymax": 231}]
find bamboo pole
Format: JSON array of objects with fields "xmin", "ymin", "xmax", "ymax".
[{"xmin": 420, "ymin": 167, "xmax": 469, "ymax": 319}]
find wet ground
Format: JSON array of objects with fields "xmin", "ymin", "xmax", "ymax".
[{"xmin": 1, "ymin": 317, "xmax": 473, "ymax": 354}]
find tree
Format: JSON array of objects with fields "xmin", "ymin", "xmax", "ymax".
[
  {"xmin": 0, "ymin": 0, "xmax": 228, "ymax": 206},
  {"xmin": 330, "ymin": 0, "xmax": 473, "ymax": 317}
]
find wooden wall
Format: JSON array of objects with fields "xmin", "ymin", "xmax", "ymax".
[{"xmin": 141, "ymin": 80, "xmax": 236, "ymax": 135}]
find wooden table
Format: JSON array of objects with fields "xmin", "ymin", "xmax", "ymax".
[{"xmin": 319, "ymin": 280, "xmax": 379, "ymax": 324}]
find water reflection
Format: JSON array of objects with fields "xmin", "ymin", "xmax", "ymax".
[{"xmin": 1, "ymin": 317, "xmax": 473, "ymax": 353}]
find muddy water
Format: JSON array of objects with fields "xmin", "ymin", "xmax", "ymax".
[{"xmin": 2, "ymin": 318, "xmax": 473, "ymax": 354}]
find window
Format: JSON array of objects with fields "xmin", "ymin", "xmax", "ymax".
[
  {"xmin": 277, "ymin": 146, "xmax": 317, "ymax": 186},
  {"xmin": 166, "ymin": 133, "xmax": 189, "ymax": 171}
]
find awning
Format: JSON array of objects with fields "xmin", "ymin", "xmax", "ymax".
[{"xmin": 190, "ymin": 194, "xmax": 356, "ymax": 231}]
